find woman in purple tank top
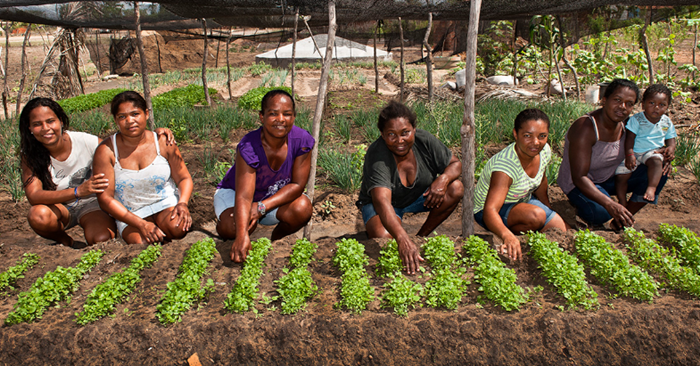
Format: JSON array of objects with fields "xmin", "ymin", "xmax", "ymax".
[
  {"xmin": 214, "ymin": 90, "xmax": 315, "ymax": 262},
  {"xmin": 558, "ymin": 79, "xmax": 670, "ymax": 229}
]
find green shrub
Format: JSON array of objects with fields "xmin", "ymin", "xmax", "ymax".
[
  {"xmin": 152, "ymin": 85, "xmax": 217, "ymax": 110},
  {"xmin": 237, "ymin": 86, "xmax": 293, "ymax": 111},
  {"xmin": 58, "ymin": 88, "xmax": 128, "ymax": 114}
]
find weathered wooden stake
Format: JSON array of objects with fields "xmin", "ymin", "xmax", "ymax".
[
  {"xmin": 2, "ymin": 22, "xmax": 11, "ymax": 119},
  {"xmin": 16, "ymin": 27, "xmax": 31, "ymax": 115},
  {"xmin": 291, "ymin": 8, "xmax": 299, "ymax": 97},
  {"xmin": 134, "ymin": 2, "xmax": 154, "ymax": 128},
  {"xmin": 226, "ymin": 26, "xmax": 233, "ymax": 100},
  {"xmin": 201, "ymin": 18, "xmax": 212, "ymax": 106},
  {"xmin": 422, "ymin": 12, "xmax": 433, "ymax": 104},
  {"xmin": 461, "ymin": 0, "xmax": 482, "ymax": 237},
  {"xmin": 399, "ymin": 17, "xmax": 405, "ymax": 102},
  {"xmin": 304, "ymin": 0, "xmax": 336, "ymax": 239}
]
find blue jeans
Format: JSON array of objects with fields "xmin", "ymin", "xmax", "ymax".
[
  {"xmin": 360, "ymin": 194, "xmax": 431, "ymax": 224},
  {"xmin": 473, "ymin": 197, "xmax": 556, "ymax": 230},
  {"xmin": 566, "ymin": 164, "xmax": 668, "ymax": 225}
]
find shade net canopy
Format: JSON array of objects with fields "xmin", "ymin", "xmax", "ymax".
[{"xmin": 0, "ymin": 1, "xmax": 696, "ymax": 29}]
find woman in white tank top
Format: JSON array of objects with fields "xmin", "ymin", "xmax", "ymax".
[{"xmin": 93, "ymin": 91, "xmax": 193, "ymax": 244}]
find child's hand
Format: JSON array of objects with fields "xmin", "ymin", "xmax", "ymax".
[
  {"xmin": 662, "ymin": 146, "xmax": 675, "ymax": 163},
  {"xmin": 625, "ymin": 155, "xmax": 637, "ymax": 171}
]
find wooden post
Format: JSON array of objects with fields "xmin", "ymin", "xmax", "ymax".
[
  {"xmin": 373, "ymin": 21, "xmax": 379, "ymax": 93},
  {"xmin": 134, "ymin": 2, "xmax": 155, "ymax": 128},
  {"xmin": 201, "ymin": 18, "xmax": 212, "ymax": 106},
  {"xmin": 69, "ymin": 29, "xmax": 84, "ymax": 95},
  {"xmin": 291, "ymin": 8, "xmax": 299, "ymax": 97},
  {"xmin": 215, "ymin": 29, "xmax": 220, "ymax": 68},
  {"xmin": 641, "ymin": 7, "xmax": 654, "ymax": 84},
  {"xmin": 303, "ymin": 16, "xmax": 323, "ymax": 62},
  {"xmin": 422, "ymin": 12, "xmax": 433, "ymax": 104},
  {"xmin": 226, "ymin": 26, "xmax": 233, "ymax": 100},
  {"xmin": 2, "ymin": 22, "xmax": 10, "ymax": 119},
  {"xmin": 303, "ymin": 0, "xmax": 336, "ymax": 239},
  {"xmin": 94, "ymin": 30, "xmax": 103, "ymax": 75},
  {"xmin": 16, "ymin": 27, "xmax": 31, "ymax": 116},
  {"xmin": 693, "ymin": 23, "xmax": 697, "ymax": 79},
  {"xmin": 558, "ymin": 17, "xmax": 580, "ymax": 100},
  {"xmin": 461, "ymin": 0, "xmax": 482, "ymax": 237},
  {"xmin": 511, "ymin": 20, "xmax": 518, "ymax": 86},
  {"xmin": 399, "ymin": 17, "xmax": 405, "ymax": 102}
]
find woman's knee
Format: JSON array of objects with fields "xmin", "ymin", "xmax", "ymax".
[
  {"xmin": 279, "ymin": 196, "xmax": 312, "ymax": 226},
  {"xmin": 27, "ymin": 205, "xmax": 60, "ymax": 231},
  {"xmin": 510, "ymin": 205, "xmax": 547, "ymax": 230},
  {"xmin": 446, "ymin": 179, "xmax": 465, "ymax": 202},
  {"xmin": 85, "ymin": 229, "xmax": 115, "ymax": 245}
]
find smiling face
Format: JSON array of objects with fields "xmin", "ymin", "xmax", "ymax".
[
  {"xmin": 642, "ymin": 92, "xmax": 670, "ymax": 124},
  {"xmin": 28, "ymin": 106, "xmax": 64, "ymax": 147},
  {"xmin": 259, "ymin": 94, "xmax": 295, "ymax": 139},
  {"xmin": 381, "ymin": 117, "xmax": 415, "ymax": 157},
  {"xmin": 601, "ymin": 86, "xmax": 638, "ymax": 123},
  {"xmin": 114, "ymin": 101, "xmax": 148, "ymax": 137},
  {"xmin": 513, "ymin": 119, "xmax": 549, "ymax": 159}
]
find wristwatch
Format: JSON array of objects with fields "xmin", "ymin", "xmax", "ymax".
[{"xmin": 257, "ymin": 201, "xmax": 267, "ymax": 216}]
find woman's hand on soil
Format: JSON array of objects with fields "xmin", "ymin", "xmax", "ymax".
[
  {"xmin": 500, "ymin": 234, "xmax": 522, "ymax": 261},
  {"xmin": 170, "ymin": 202, "xmax": 192, "ymax": 231},
  {"xmin": 139, "ymin": 221, "xmax": 165, "ymax": 244},
  {"xmin": 396, "ymin": 236, "xmax": 424, "ymax": 275},
  {"xmin": 231, "ymin": 235, "xmax": 251, "ymax": 262},
  {"xmin": 606, "ymin": 201, "xmax": 635, "ymax": 228}
]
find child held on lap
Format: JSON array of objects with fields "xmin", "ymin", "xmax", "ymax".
[{"xmin": 615, "ymin": 84, "xmax": 676, "ymax": 206}]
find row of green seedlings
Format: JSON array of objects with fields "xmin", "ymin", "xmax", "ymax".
[
  {"xmin": 224, "ymin": 238, "xmax": 272, "ymax": 314},
  {"xmin": 5, "ymin": 250, "xmax": 104, "ymax": 325},
  {"xmin": 274, "ymin": 238, "xmax": 319, "ymax": 314},
  {"xmin": 462, "ymin": 236, "xmax": 529, "ymax": 311},
  {"xmin": 623, "ymin": 227, "xmax": 700, "ymax": 297},
  {"xmin": 376, "ymin": 240, "xmax": 423, "ymax": 316},
  {"xmin": 421, "ymin": 236, "xmax": 469, "ymax": 311},
  {"xmin": 332, "ymin": 238, "xmax": 375, "ymax": 314},
  {"xmin": 574, "ymin": 230, "xmax": 659, "ymax": 302},
  {"xmin": 156, "ymin": 238, "xmax": 217, "ymax": 325},
  {"xmin": 526, "ymin": 232, "xmax": 599, "ymax": 310},
  {"xmin": 75, "ymin": 245, "xmax": 162, "ymax": 325},
  {"xmin": 658, "ymin": 223, "xmax": 700, "ymax": 275},
  {"xmin": 0, "ymin": 253, "xmax": 40, "ymax": 294}
]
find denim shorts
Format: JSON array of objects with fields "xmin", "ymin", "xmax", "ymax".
[
  {"xmin": 360, "ymin": 194, "xmax": 431, "ymax": 224},
  {"xmin": 64, "ymin": 196, "xmax": 103, "ymax": 230},
  {"xmin": 213, "ymin": 188, "xmax": 280, "ymax": 226},
  {"xmin": 473, "ymin": 197, "xmax": 556, "ymax": 230},
  {"xmin": 566, "ymin": 163, "xmax": 667, "ymax": 225}
]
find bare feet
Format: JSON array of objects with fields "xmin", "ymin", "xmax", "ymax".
[{"xmin": 644, "ymin": 186, "xmax": 656, "ymax": 202}]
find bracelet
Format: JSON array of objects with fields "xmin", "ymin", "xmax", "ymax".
[
  {"xmin": 74, "ymin": 186, "xmax": 80, "ymax": 200},
  {"xmin": 626, "ymin": 153, "xmax": 635, "ymax": 157}
]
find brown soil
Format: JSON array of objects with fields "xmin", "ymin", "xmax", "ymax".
[{"xmin": 3, "ymin": 31, "xmax": 700, "ymax": 366}]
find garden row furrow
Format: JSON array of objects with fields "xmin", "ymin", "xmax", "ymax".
[
  {"xmin": 5, "ymin": 250, "xmax": 104, "ymax": 325},
  {"xmin": 422, "ymin": 235, "xmax": 468, "ymax": 310},
  {"xmin": 224, "ymin": 237, "xmax": 272, "ymax": 314},
  {"xmin": 527, "ymin": 232, "xmax": 599, "ymax": 310},
  {"xmin": 462, "ymin": 236, "xmax": 529, "ymax": 311},
  {"xmin": 377, "ymin": 240, "xmax": 422, "ymax": 316},
  {"xmin": 658, "ymin": 223, "xmax": 700, "ymax": 274},
  {"xmin": 332, "ymin": 238, "xmax": 374, "ymax": 314},
  {"xmin": 275, "ymin": 238, "xmax": 319, "ymax": 314},
  {"xmin": 623, "ymin": 227, "xmax": 700, "ymax": 297},
  {"xmin": 0, "ymin": 253, "xmax": 40, "ymax": 292},
  {"xmin": 156, "ymin": 238, "xmax": 217, "ymax": 325},
  {"xmin": 574, "ymin": 230, "xmax": 658, "ymax": 302},
  {"xmin": 75, "ymin": 244, "xmax": 162, "ymax": 325}
]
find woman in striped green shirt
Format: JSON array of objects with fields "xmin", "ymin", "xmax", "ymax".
[{"xmin": 473, "ymin": 109, "xmax": 568, "ymax": 261}]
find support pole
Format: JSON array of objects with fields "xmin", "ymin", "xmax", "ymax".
[
  {"xmin": 134, "ymin": 2, "xmax": 154, "ymax": 128},
  {"xmin": 304, "ymin": 0, "xmax": 336, "ymax": 239},
  {"xmin": 373, "ymin": 21, "xmax": 379, "ymax": 93},
  {"xmin": 399, "ymin": 17, "xmax": 405, "ymax": 102},
  {"xmin": 422, "ymin": 12, "xmax": 433, "ymax": 104},
  {"xmin": 461, "ymin": 0, "xmax": 482, "ymax": 237},
  {"xmin": 641, "ymin": 7, "xmax": 654, "ymax": 84},
  {"xmin": 201, "ymin": 18, "xmax": 212, "ymax": 106},
  {"xmin": 16, "ymin": 27, "xmax": 31, "ymax": 116},
  {"xmin": 291, "ymin": 8, "xmax": 299, "ymax": 97},
  {"xmin": 303, "ymin": 16, "xmax": 323, "ymax": 62},
  {"xmin": 2, "ymin": 22, "xmax": 10, "ymax": 119},
  {"xmin": 226, "ymin": 26, "xmax": 233, "ymax": 100}
]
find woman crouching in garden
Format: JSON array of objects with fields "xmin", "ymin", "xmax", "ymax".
[
  {"xmin": 93, "ymin": 91, "xmax": 193, "ymax": 244},
  {"xmin": 214, "ymin": 89, "xmax": 314, "ymax": 263},
  {"xmin": 473, "ymin": 108, "xmax": 568, "ymax": 261}
]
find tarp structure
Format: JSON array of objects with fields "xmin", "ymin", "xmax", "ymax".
[
  {"xmin": 0, "ymin": 1, "xmax": 695, "ymax": 30},
  {"xmin": 255, "ymin": 34, "xmax": 392, "ymax": 68}
]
